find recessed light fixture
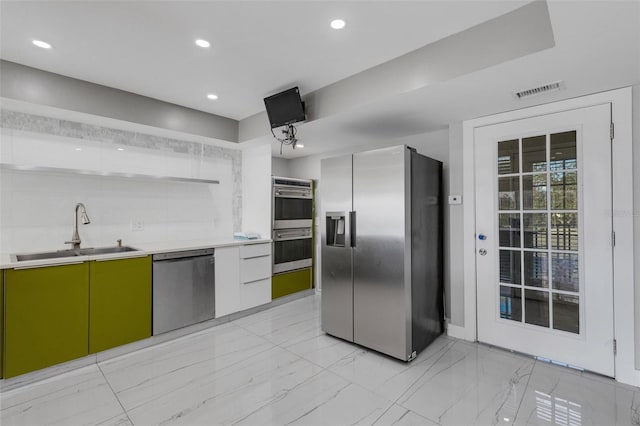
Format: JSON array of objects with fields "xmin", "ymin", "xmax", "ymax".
[
  {"xmin": 75, "ymin": 148, "xmax": 82, "ymax": 151},
  {"xmin": 330, "ymin": 19, "xmax": 346, "ymax": 30},
  {"xmin": 32, "ymin": 39, "xmax": 52, "ymax": 49},
  {"xmin": 207, "ymin": 93, "xmax": 219, "ymax": 100},
  {"xmin": 296, "ymin": 144, "xmax": 305, "ymax": 148},
  {"xmin": 195, "ymin": 39, "xmax": 210, "ymax": 48},
  {"xmin": 117, "ymin": 147, "xmax": 125, "ymax": 151}
]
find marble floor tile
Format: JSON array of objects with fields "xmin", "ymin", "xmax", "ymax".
[
  {"xmin": 233, "ymin": 299, "xmax": 322, "ymax": 348},
  {"xmin": 235, "ymin": 369, "xmax": 393, "ymax": 426},
  {"xmin": 99, "ymin": 322, "xmax": 273, "ymax": 411},
  {"xmin": 399, "ymin": 342, "xmax": 535, "ymax": 426},
  {"xmin": 0, "ymin": 365, "xmax": 130, "ymax": 426},
  {"xmin": 327, "ymin": 335, "xmax": 456, "ymax": 402},
  {"xmin": 282, "ymin": 332, "xmax": 360, "ymax": 368},
  {"xmin": 514, "ymin": 362, "xmax": 640, "ymax": 426},
  {"xmin": 3, "ymin": 294, "xmax": 639, "ymax": 426},
  {"xmin": 372, "ymin": 404, "xmax": 439, "ymax": 426},
  {"xmin": 123, "ymin": 346, "xmax": 322, "ymax": 425},
  {"xmin": 231, "ymin": 296, "xmax": 320, "ymax": 329}
]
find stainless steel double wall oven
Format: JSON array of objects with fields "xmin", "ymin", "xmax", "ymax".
[{"xmin": 272, "ymin": 177, "xmax": 313, "ymax": 274}]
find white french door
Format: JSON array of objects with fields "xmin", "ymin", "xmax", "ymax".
[{"xmin": 475, "ymin": 103, "xmax": 614, "ymax": 376}]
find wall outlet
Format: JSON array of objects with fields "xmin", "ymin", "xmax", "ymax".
[
  {"xmin": 131, "ymin": 220, "xmax": 144, "ymax": 231},
  {"xmin": 448, "ymin": 195, "xmax": 462, "ymax": 205}
]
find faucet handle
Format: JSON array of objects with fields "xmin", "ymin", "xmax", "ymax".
[{"xmin": 116, "ymin": 239, "xmax": 122, "ymax": 247}]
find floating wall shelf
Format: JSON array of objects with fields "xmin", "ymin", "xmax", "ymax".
[{"xmin": 0, "ymin": 163, "xmax": 220, "ymax": 185}]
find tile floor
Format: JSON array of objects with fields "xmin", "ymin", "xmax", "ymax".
[{"xmin": 1, "ymin": 295, "xmax": 639, "ymax": 425}]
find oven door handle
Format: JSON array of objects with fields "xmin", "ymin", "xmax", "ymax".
[
  {"xmin": 274, "ymin": 231, "xmax": 312, "ymax": 241},
  {"xmin": 274, "ymin": 189, "xmax": 312, "ymax": 199}
]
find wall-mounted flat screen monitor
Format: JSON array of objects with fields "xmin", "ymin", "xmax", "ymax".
[{"xmin": 263, "ymin": 87, "xmax": 306, "ymax": 128}]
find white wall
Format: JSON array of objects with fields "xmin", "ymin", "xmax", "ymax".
[
  {"xmin": 0, "ymin": 169, "xmax": 232, "ymax": 252},
  {"xmin": 242, "ymin": 144, "xmax": 272, "ymax": 238},
  {"xmin": 0, "ymin": 113, "xmax": 256, "ymax": 254},
  {"xmin": 271, "ymin": 157, "xmax": 291, "ymax": 177}
]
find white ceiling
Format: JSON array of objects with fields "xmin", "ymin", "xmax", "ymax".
[
  {"xmin": 1, "ymin": 1, "xmax": 639, "ymax": 161},
  {"xmin": 0, "ymin": 1, "xmax": 527, "ymax": 120},
  {"xmin": 269, "ymin": 0, "xmax": 640, "ymax": 158}
]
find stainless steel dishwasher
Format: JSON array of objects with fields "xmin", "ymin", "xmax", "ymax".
[{"xmin": 152, "ymin": 248, "xmax": 215, "ymax": 335}]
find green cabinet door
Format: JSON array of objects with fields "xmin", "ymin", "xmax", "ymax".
[
  {"xmin": 272, "ymin": 268, "xmax": 312, "ymax": 299},
  {"xmin": 89, "ymin": 256, "xmax": 151, "ymax": 353},
  {"xmin": 5, "ymin": 263, "xmax": 89, "ymax": 378},
  {"xmin": 1, "ymin": 270, "xmax": 4, "ymax": 379}
]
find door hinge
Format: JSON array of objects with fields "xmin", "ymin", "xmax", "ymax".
[
  {"xmin": 612, "ymin": 231, "xmax": 616, "ymax": 247},
  {"xmin": 613, "ymin": 339, "xmax": 617, "ymax": 355},
  {"xmin": 610, "ymin": 122, "xmax": 615, "ymax": 140}
]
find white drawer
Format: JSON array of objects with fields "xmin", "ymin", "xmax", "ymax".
[
  {"xmin": 240, "ymin": 255, "xmax": 271, "ymax": 283},
  {"xmin": 240, "ymin": 243, "xmax": 271, "ymax": 259},
  {"xmin": 240, "ymin": 278, "xmax": 271, "ymax": 310}
]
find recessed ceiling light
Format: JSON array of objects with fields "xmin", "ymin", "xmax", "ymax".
[
  {"xmin": 296, "ymin": 144, "xmax": 304, "ymax": 148},
  {"xmin": 32, "ymin": 40, "xmax": 52, "ymax": 49},
  {"xmin": 75, "ymin": 148, "xmax": 82, "ymax": 151},
  {"xmin": 330, "ymin": 19, "xmax": 346, "ymax": 30},
  {"xmin": 195, "ymin": 39, "xmax": 210, "ymax": 48},
  {"xmin": 207, "ymin": 93, "xmax": 219, "ymax": 100},
  {"xmin": 117, "ymin": 147, "xmax": 125, "ymax": 151}
]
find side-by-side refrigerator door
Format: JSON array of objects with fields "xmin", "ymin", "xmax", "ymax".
[
  {"xmin": 320, "ymin": 155, "xmax": 354, "ymax": 342},
  {"xmin": 353, "ymin": 146, "xmax": 410, "ymax": 360}
]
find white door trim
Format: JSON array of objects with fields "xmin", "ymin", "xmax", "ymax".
[{"xmin": 460, "ymin": 87, "xmax": 637, "ymax": 386}]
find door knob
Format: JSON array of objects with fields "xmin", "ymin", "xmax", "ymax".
[{"xmin": 479, "ymin": 248, "xmax": 487, "ymax": 256}]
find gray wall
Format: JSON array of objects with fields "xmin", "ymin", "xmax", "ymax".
[
  {"xmin": 634, "ymin": 85, "xmax": 640, "ymax": 369},
  {"xmin": 284, "ymin": 128, "xmax": 452, "ymax": 316},
  {"xmin": 0, "ymin": 60, "xmax": 238, "ymax": 142},
  {"xmin": 446, "ymin": 123, "xmax": 465, "ymax": 326},
  {"xmin": 271, "ymin": 157, "xmax": 292, "ymax": 177}
]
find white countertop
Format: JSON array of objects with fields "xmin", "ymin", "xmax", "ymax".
[{"xmin": 0, "ymin": 238, "xmax": 272, "ymax": 269}]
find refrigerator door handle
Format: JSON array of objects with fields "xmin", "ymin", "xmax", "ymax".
[{"xmin": 350, "ymin": 211, "xmax": 356, "ymax": 247}]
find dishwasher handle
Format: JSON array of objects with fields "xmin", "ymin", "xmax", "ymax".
[{"xmin": 152, "ymin": 248, "xmax": 214, "ymax": 261}]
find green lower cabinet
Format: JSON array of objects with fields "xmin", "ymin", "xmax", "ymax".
[
  {"xmin": 4, "ymin": 263, "xmax": 89, "ymax": 378},
  {"xmin": 89, "ymin": 256, "xmax": 151, "ymax": 353},
  {"xmin": 1, "ymin": 270, "xmax": 4, "ymax": 379},
  {"xmin": 272, "ymin": 268, "xmax": 312, "ymax": 299}
]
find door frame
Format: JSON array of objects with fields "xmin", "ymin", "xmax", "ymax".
[{"xmin": 456, "ymin": 87, "xmax": 636, "ymax": 386}]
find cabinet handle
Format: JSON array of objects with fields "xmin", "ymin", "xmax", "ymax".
[{"xmin": 13, "ymin": 261, "xmax": 84, "ymax": 270}]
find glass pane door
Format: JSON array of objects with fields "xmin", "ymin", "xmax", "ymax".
[{"xmin": 497, "ymin": 131, "xmax": 581, "ymax": 334}]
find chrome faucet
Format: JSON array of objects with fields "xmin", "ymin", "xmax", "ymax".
[{"xmin": 65, "ymin": 203, "xmax": 91, "ymax": 250}]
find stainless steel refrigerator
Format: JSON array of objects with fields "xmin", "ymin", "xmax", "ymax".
[{"xmin": 321, "ymin": 145, "xmax": 443, "ymax": 361}]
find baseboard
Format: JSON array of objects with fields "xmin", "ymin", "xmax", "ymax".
[{"xmin": 446, "ymin": 323, "xmax": 474, "ymax": 341}]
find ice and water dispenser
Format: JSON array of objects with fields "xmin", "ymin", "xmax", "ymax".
[{"xmin": 326, "ymin": 212, "xmax": 346, "ymax": 247}]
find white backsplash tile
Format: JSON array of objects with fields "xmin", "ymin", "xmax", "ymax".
[{"xmin": 0, "ymin": 110, "xmax": 245, "ymax": 254}]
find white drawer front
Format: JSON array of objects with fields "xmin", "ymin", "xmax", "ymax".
[
  {"xmin": 240, "ymin": 255, "xmax": 271, "ymax": 283},
  {"xmin": 240, "ymin": 243, "xmax": 271, "ymax": 259},
  {"xmin": 240, "ymin": 278, "xmax": 271, "ymax": 310}
]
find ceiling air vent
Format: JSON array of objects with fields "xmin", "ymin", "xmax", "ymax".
[{"xmin": 514, "ymin": 81, "xmax": 564, "ymax": 100}]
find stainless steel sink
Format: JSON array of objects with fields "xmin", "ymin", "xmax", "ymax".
[
  {"xmin": 15, "ymin": 250, "xmax": 79, "ymax": 261},
  {"xmin": 14, "ymin": 246, "xmax": 139, "ymax": 261},
  {"xmin": 76, "ymin": 246, "xmax": 139, "ymax": 255}
]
